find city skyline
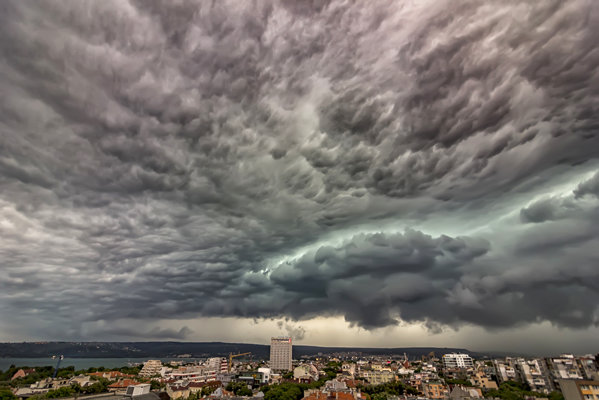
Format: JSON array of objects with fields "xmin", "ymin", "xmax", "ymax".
[{"xmin": 0, "ymin": 1, "xmax": 598, "ymax": 354}]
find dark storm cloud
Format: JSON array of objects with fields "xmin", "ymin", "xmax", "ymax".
[{"xmin": 0, "ymin": 0, "xmax": 598, "ymax": 340}]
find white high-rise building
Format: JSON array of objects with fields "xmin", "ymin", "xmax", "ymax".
[
  {"xmin": 442, "ymin": 353, "xmax": 474, "ymax": 369},
  {"xmin": 139, "ymin": 360, "xmax": 163, "ymax": 377},
  {"xmin": 270, "ymin": 337, "xmax": 292, "ymax": 371},
  {"xmin": 206, "ymin": 357, "xmax": 228, "ymax": 374}
]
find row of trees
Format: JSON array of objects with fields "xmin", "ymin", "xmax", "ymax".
[
  {"xmin": 26, "ymin": 378, "xmax": 110, "ymax": 400},
  {"xmin": 0, "ymin": 365, "xmax": 128, "ymax": 400},
  {"xmin": 1, "ymin": 364, "xmax": 142, "ymax": 388},
  {"xmin": 0, "ymin": 366, "xmax": 70, "ymax": 386},
  {"xmin": 358, "ymin": 380, "xmax": 419, "ymax": 400},
  {"xmin": 0, "ymin": 388, "xmax": 17, "ymax": 400},
  {"xmin": 484, "ymin": 381, "xmax": 564, "ymax": 400}
]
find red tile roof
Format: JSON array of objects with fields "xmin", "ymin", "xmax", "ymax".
[
  {"xmin": 108, "ymin": 379, "xmax": 142, "ymax": 388},
  {"xmin": 332, "ymin": 393, "xmax": 354, "ymax": 400}
]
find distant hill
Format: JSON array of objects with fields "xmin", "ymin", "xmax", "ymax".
[{"xmin": 0, "ymin": 342, "xmax": 502, "ymax": 359}]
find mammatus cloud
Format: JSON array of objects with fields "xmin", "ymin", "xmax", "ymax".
[{"xmin": 0, "ymin": 0, "xmax": 598, "ymax": 347}]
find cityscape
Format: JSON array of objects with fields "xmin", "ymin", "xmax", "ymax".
[
  {"xmin": 1, "ymin": 2, "xmax": 598, "ymax": 400},
  {"xmin": 1, "ymin": 339, "xmax": 598, "ymax": 400}
]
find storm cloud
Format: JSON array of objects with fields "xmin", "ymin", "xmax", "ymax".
[{"xmin": 0, "ymin": 0, "xmax": 598, "ymax": 346}]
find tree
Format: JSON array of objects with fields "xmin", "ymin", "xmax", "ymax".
[
  {"xmin": 484, "ymin": 381, "xmax": 546, "ymax": 400},
  {"xmin": 46, "ymin": 386, "xmax": 76, "ymax": 398},
  {"xmin": 226, "ymin": 382, "xmax": 253, "ymax": 396},
  {"xmin": 150, "ymin": 380, "xmax": 165, "ymax": 390},
  {"xmin": 406, "ymin": 386, "xmax": 419, "ymax": 395},
  {"xmin": 282, "ymin": 371, "xmax": 293, "ymax": 380},
  {"xmin": 445, "ymin": 378, "xmax": 473, "ymax": 387},
  {"xmin": 0, "ymin": 388, "xmax": 17, "ymax": 400},
  {"xmin": 263, "ymin": 383, "xmax": 303, "ymax": 400},
  {"xmin": 358, "ymin": 381, "xmax": 407, "ymax": 398},
  {"xmin": 201, "ymin": 386, "xmax": 216, "ymax": 397},
  {"xmin": 0, "ymin": 366, "xmax": 18, "ymax": 382}
]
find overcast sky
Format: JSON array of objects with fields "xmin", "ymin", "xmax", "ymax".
[{"xmin": 1, "ymin": 0, "xmax": 598, "ymax": 355}]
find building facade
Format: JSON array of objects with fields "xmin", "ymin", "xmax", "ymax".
[
  {"xmin": 470, "ymin": 370, "xmax": 498, "ymax": 391},
  {"xmin": 422, "ymin": 381, "xmax": 449, "ymax": 399},
  {"xmin": 548, "ymin": 356, "xmax": 584, "ymax": 381},
  {"xmin": 270, "ymin": 337, "xmax": 293, "ymax": 371},
  {"xmin": 514, "ymin": 358, "xmax": 553, "ymax": 393},
  {"xmin": 139, "ymin": 360, "xmax": 163, "ymax": 377},
  {"xmin": 443, "ymin": 353, "xmax": 474, "ymax": 369},
  {"xmin": 558, "ymin": 379, "xmax": 599, "ymax": 400}
]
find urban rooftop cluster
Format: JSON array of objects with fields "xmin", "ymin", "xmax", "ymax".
[{"xmin": 1, "ymin": 338, "xmax": 598, "ymax": 400}]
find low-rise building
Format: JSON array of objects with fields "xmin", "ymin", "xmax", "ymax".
[
  {"xmin": 469, "ymin": 370, "xmax": 498, "ymax": 391},
  {"xmin": 258, "ymin": 368, "xmax": 271, "ymax": 384},
  {"xmin": 11, "ymin": 369, "xmax": 36, "ymax": 381},
  {"xmin": 342, "ymin": 363, "xmax": 356, "ymax": 377},
  {"xmin": 577, "ymin": 357, "xmax": 599, "ymax": 381},
  {"xmin": 494, "ymin": 359, "xmax": 518, "ymax": 382},
  {"xmin": 13, "ymin": 387, "xmax": 49, "ymax": 398},
  {"xmin": 69, "ymin": 375, "xmax": 93, "ymax": 388},
  {"xmin": 361, "ymin": 370, "xmax": 395, "ymax": 385},
  {"xmin": 109, "ymin": 379, "xmax": 143, "ymax": 392},
  {"xmin": 294, "ymin": 365, "xmax": 319, "ymax": 382},
  {"xmin": 514, "ymin": 358, "xmax": 553, "ymax": 393},
  {"xmin": 421, "ymin": 381, "xmax": 449, "ymax": 399},
  {"xmin": 166, "ymin": 383, "xmax": 190, "ymax": 400},
  {"xmin": 89, "ymin": 371, "xmax": 134, "ymax": 381},
  {"xmin": 449, "ymin": 386, "xmax": 482, "ymax": 400},
  {"xmin": 548, "ymin": 356, "xmax": 583, "ymax": 381}
]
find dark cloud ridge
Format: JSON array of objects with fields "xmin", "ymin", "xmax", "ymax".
[{"xmin": 0, "ymin": 0, "xmax": 598, "ymax": 340}]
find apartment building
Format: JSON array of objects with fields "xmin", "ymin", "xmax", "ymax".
[
  {"xmin": 558, "ymin": 379, "xmax": 599, "ymax": 400},
  {"xmin": 443, "ymin": 353, "xmax": 474, "ymax": 369},
  {"xmin": 270, "ymin": 337, "xmax": 293, "ymax": 371}
]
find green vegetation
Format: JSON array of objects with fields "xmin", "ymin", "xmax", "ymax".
[
  {"xmin": 44, "ymin": 379, "xmax": 109, "ymax": 399},
  {"xmin": 0, "ymin": 376, "xmax": 109, "ymax": 400},
  {"xmin": 226, "ymin": 382, "xmax": 253, "ymax": 396},
  {"xmin": 0, "ymin": 363, "xmax": 141, "ymax": 400},
  {"xmin": 201, "ymin": 385, "xmax": 217, "ymax": 397},
  {"xmin": 358, "ymin": 381, "xmax": 418, "ymax": 400},
  {"xmin": 0, "ymin": 366, "xmax": 81, "ymax": 387},
  {"xmin": 150, "ymin": 380, "xmax": 165, "ymax": 390},
  {"xmin": 281, "ymin": 371, "xmax": 294, "ymax": 380},
  {"xmin": 445, "ymin": 378, "xmax": 473, "ymax": 387},
  {"xmin": 0, "ymin": 388, "xmax": 17, "ymax": 400},
  {"xmin": 263, "ymin": 383, "xmax": 303, "ymax": 400},
  {"xmin": 484, "ymin": 381, "xmax": 561, "ymax": 400}
]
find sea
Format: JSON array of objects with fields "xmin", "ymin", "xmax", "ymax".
[{"xmin": 0, "ymin": 357, "xmax": 204, "ymax": 372}]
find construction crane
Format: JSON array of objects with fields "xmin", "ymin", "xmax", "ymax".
[
  {"xmin": 52, "ymin": 355, "xmax": 64, "ymax": 379},
  {"xmin": 228, "ymin": 352, "xmax": 251, "ymax": 372}
]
